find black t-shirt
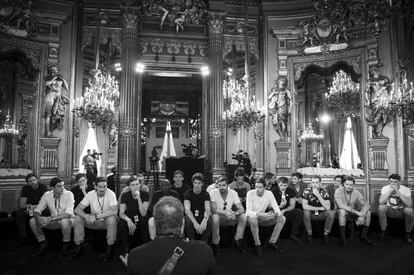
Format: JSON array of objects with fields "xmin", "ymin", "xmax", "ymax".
[
  {"xmin": 70, "ymin": 185, "xmax": 94, "ymax": 212},
  {"xmin": 184, "ymin": 189, "xmax": 210, "ymax": 222},
  {"xmin": 128, "ymin": 236, "xmax": 215, "ymax": 275},
  {"xmin": 106, "ymin": 174, "xmax": 116, "ymax": 192},
  {"xmin": 21, "ymin": 183, "xmax": 47, "ymax": 205},
  {"xmin": 120, "ymin": 191, "xmax": 150, "ymax": 219},
  {"xmin": 171, "ymin": 184, "xmax": 191, "ymax": 202},
  {"xmin": 270, "ymin": 186, "xmax": 296, "ymax": 210},
  {"xmin": 302, "ymin": 187, "xmax": 330, "ymax": 208}
]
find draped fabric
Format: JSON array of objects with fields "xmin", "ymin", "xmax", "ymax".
[
  {"xmin": 328, "ymin": 118, "xmax": 346, "ymax": 158},
  {"xmin": 78, "ymin": 119, "xmax": 90, "ymax": 172},
  {"xmin": 351, "ymin": 117, "xmax": 363, "ymax": 167},
  {"xmin": 339, "ymin": 117, "xmax": 361, "ymax": 169},
  {"xmin": 95, "ymin": 126, "xmax": 109, "ymax": 176}
]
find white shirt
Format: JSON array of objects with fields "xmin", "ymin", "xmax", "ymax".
[
  {"xmin": 210, "ymin": 188, "xmax": 241, "ymax": 211},
  {"xmin": 80, "ymin": 189, "xmax": 118, "ymax": 215},
  {"xmin": 246, "ymin": 189, "xmax": 281, "ymax": 218},
  {"xmin": 381, "ymin": 184, "xmax": 411, "ymax": 209},
  {"xmin": 35, "ymin": 189, "xmax": 74, "ymax": 217}
]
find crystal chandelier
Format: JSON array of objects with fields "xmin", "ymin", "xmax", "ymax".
[
  {"xmin": 72, "ymin": 0, "xmax": 119, "ymax": 130},
  {"xmin": 389, "ymin": 65, "xmax": 414, "ymax": 130},
  {"xmin": 223, "ymin": 0, "xmax": 265, "ymax": 134},
  {"xmin": 300, "ymin": 122, "xmax": 324, "ymax": 142},
  {"xmin": 0, "ymin": 111, "xmax": 19, "ymax": 138},
  {"xmin": 325, "ymin": 70, "xmax": 361, "ymax": 118}
]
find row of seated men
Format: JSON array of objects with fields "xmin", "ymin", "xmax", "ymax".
[{"xmin": 16, "ymin": 168, "xmax": 414, "ymax": 261}]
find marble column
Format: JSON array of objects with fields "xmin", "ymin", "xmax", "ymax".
[
  {"xmin": 118, "ymin": 2, "xmax": 141, "ymax": 183},
  {"xmin": 207, "ymin": 12, "xmax": 226, "ymax": 180}
]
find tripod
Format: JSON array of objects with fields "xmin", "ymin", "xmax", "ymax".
[{"xmin": 146, "ymin": 156, "xmax": 160, "ymax": 189}]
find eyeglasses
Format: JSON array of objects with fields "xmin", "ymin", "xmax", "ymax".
[{"xmin": 223, "ymin": 202, "xmax": 227, "ymax": 210}]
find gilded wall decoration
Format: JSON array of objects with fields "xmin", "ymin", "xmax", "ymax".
[
  {"xmin": 139, "ymin": 37, "xmax": 207, "ymax": 58},
  {"xmin": 0, "ymin": 0, "xmax": 35, "ymax": 37},
  {"xmin": 121, "ymin": 0, "xmax": 142, "ymax": 29},
  {"xmin": 166, "ymin": 40, "xmax": 181, "ymax": 55},
  {"xmin": 207, "ymin": 12, "xmax": 225, "ymax": 35}
]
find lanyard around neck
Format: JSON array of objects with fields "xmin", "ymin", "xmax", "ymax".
[{"xmin": 97, "ymin": 194, "xmax": 105, "ymax": 213}]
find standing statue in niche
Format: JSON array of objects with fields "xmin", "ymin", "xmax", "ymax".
[
  {"xmin": 109, "ymin": 123, "xmax": 118, "ymax": 148},
  {"xmin": 365, "ymin": 68, "xmax": 392, "ymax": 138},
  {"xmin": 43, "ymin": 66, "xmax": 69, "ymax": 137},
  {"xmin": 268, "ymin": 76, "xmax": 292, "ymax": 141}
]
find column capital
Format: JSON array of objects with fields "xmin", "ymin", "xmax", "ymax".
[
  {"xmin": 120, "ymin": 0, "xmax": 142, "ymax": 29},
  {"xmin": 207, "ymin": 11, "xmax": 226, "ymax": 35}
]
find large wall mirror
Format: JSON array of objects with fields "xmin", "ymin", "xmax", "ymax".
[
  {"xmin": 295, "ymin": 62, "xmax": 364, "ymax": 172},
  {"xmin": 0, "ymin": 49, "xmax": 37, "ymax": 169}
]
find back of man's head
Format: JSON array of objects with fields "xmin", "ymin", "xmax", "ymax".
[{"xmin": 154, "ymin": 196, "xmax": 183, "ymax": 236}]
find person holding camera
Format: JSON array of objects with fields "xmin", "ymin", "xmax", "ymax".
[
  {"xmin": 378, "ymin": 174, "xmax": 413, "ymax": 244},
  {"xmin": 118, "ymin": 176, "xmax": 150, "ymax": 255},
  {"xmin": 91, "ymin": 149, "xmax": 102, "ymax": 175},
  {"xmin": 16, "ymin": 173, "xmax": 47, "ymax": 247},
  {"xmin": 302, "ymin": 176, "xmax": 335, "ymax": 245}
]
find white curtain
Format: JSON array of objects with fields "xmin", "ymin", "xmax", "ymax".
[
  {"xmin": 339, "ymin": 117, "xmax": 361, "ymax": 169},
  {"xmin": 159, "ymin": 121, "xmax": 176, "ymax": 171},
  {"xmin": 95, "ymin": 126, "xmax": 109, "ymax": 176}
]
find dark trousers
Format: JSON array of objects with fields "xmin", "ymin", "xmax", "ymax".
[
  {"xmin": 185, "ymin": 216, "xmax": 212, "ymax": 241},
  {"xmin": 118, "ymin": 217, "xmax": 149, "ymax": 252},
  {"xmin": 284, "ymin": 208, "xmax": 303, "ymax": 236},
  {"xmin": 16, "ymin": 209, "xmax": 30, "ymax": 238}
]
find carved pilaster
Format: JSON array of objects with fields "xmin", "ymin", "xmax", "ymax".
[
  {"xmin": 207, "ymin": 11, "xmax": 225, "ymax": 179},
  {"xmin": 118, "ymin": 1, "xmax": 142, "ymax": 183},
  {"xmin": 368, "ymin": 138, "xmax": 389, "ymax": 177},
  {"xmin": 40, "ymin": 137, "xmax": 61, "ymax": 176}
]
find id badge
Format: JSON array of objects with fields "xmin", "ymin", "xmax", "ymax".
[
  {"xmin": 134, "ymin": 215, "xmax": 139, "ymax": 223},
  {"xmin": 194, "ymin": 210, "xmax": 199, "ymax": 217},
  {"xmin": 389, "ymin": 197, "xmax": 397, "ymax": 205}
]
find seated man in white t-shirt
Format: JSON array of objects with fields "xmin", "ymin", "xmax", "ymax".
[
  {"xmin": 71, "ymin": 177, "xmax": 118, "ymax": 261},
  {"xmin": 378, "ymin": 174, "xmax": 414, "ymax": 244},
  {"xmin": 246, "ymin": 178, "xmax": 286, "ymax": 256},
  {"xmin": 210, "ymin": 175, "xmax": 247, "ymax": 255}
]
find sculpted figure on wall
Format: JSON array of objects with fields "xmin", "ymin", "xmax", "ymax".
[
  {"xmin": 365, "ymin": 68, "xmax": 392, "ymax": 139},
  {"xmin": 268, "ymin": 76, "xmax": 292, "ymax": 141},
  {"xmin": 43, "ymin": 66, "xmax": 69, "ymax": 137}
]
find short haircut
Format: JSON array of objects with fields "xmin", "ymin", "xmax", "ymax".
[
  {"xmin": 334, "ymin": 175, "xmax": 346, "ymax": 184},
  {"xmin": 87, "ymin": 149, "xmax": 91, "ymax": 152},
  {"xmin": 50, "ymin": 177, "xmax": 63, "ymax": 188},
  {"xmin": 256, "ymin": 177, "xmax": 267, "ymax": 188},
  {"xmin": 160, "ymin": 179, "xmax": 171, "ymax": 185},
  {"xmin": 191, "ymin": 172, "xmax": 204, "ymax": 183},
  {"xmin": 25, "ymin": 173, "xmax": 38, "ymax": 183},
  {"xmin": 291, "ymin": 172, "xmax": 303, "ymax": 179},
  {"xmin": 153, "ymin": 196, "xmax": 184, "ymax": 235},
  {"xmin": 217, "ymin": 175, "xmax": 228, "ymax": 185},
  {"xmin": 311, "ymin": 175, "xmax": 321, "ymax": 182},
  {"xmin": 75, "ymin": 173, "xmax": 86, "ymax": 183},
  {"xmin": 389, "ymin": 174, "xmax": 401, "ymax": 181},
  {"xmin": 263, "ymin": 172, "xmax": 274, "ymax": 180},
  {"xmin": 95, "ymin": 177, "xmax": 107, "ymax": 185},
  {"xmin": 173, "ymin": 170, "xmax": 184, "ymax": 177},
  {"xmin": 345, "ymin": 176, "xmax": 355, "ymax": 184},
  {"xmin": 278, "ymin": 177, "xmax": 289, "ymax": 184},
  {"xmin": 234, "ymin": 167, "xmax": 245, "ymax": 178}
]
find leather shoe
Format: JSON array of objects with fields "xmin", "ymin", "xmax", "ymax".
[
  {"xmin": 405, "ymin": 233, "xmax": 412, "ymax": 244},
  {"xmin": 59, "ymin": 242, "xmax": 71, "ymax": 258},
  {"xmin": 32, "ymin": 241, "xmax": 47, "ymax": 257},
  {"xmin": 290, "ymin": 234, "xmax": 303, "ymax": 245},
  {"xmin": 360, "ymin": 236, "xmax": 375, "ymax": 246},
  {"xmin": 340, "ymin": 238, "xmax": 347, "ymax": 248},
  {"xmin": 254, "ymin": 245, "xmax": 262, "ymax": 256},
  {"xmin": 68, "ymin": 243, "xmax": 84, "ymax": 260},
  {"xmin": 323, "ymin": 234, "xmax": 330, "ymax": 245},
  {"xmin": 270, "ymin": 242, "xmax": 284, "ymax": 253},
  {"xmin": 379, "ymin": 230, "xmax": 386, "ymax": 241},
  {"xmin": 99, "ymin": 245, "xmax": 114, "ymax": 262},
  {"xmin": 212, "ymin": 244, "xmax": 221, "ymax": 256},
  {"xmin": 306, "ymin": 234, "xmax": 313, "ymax": 244},
  {"xmin": 234, "ymin": 239, "xmax": 246, "ymax": 254}
]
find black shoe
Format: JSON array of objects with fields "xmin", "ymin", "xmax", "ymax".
[
  {"xmin": 17, "ymin": 237, "xmax": 26, "ymax": 248},
  {"xmin": 340, "ymin": 238, "xmax": 347, "ymax": 248},
  {"xmin": 306, "ymin": 234, "xmax": 313, "ymax": 244},
  {"xmin": 290, "ymin": 234, "xmax": 303, "ymax": 245},
  {"xmin": 59, "ymin": 242, "xmax": 71, "ymax": 258},
  {"xmin": 234, "ymin": 239, "xmax": 246, "ymax": 254},
  {"xmin": 68, "ymin": 243, "xmax": 84, "ymax": 260},
  {"xmin": 405, "ymin": 233, "xmax": 412, "ymax": 244},
  {"xmin": 323, "ymin": 234, "xmax": 330, "ymax": 245},
  {"xmin": 379, "ymin": 230, "xmax": 386, "ymax": 241},
  {"xmin": 99, "ymin": 245, "xmax": 114, "ymax": 262},
  {"xmin": 254, "ymin": 245, "xmax": 262, "ymax": 256},
  {"xmin": 32, "ymin": 241, "xmax": 47, "ymax": 257},
  {"xmin": 212, "ymin": 244, "xmax": 221, "ymax": 256},
  {"xmin": 360, "ymin": 236, "xmax": 375, "ymax": 246},
  {"xmin": 270, "ymin": 242, "xmax": 284, "ymax": 253}
]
